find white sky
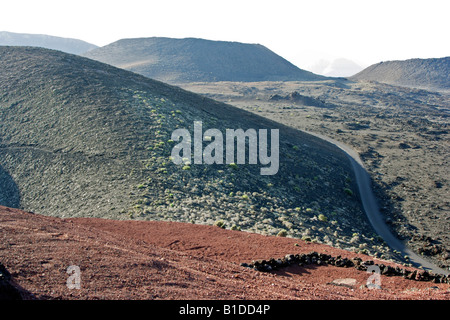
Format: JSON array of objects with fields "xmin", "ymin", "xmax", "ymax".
[{"xmin": 1, "ymin": 0, "xmax": 449, "ymax": 71}]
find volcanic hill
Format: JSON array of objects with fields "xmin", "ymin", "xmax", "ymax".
[
  {"xmin": 0, "ymin": 46, "xmax": 393, "ymax": 257},
  {"xmin": 350, "ymin": 56, "xmax": 450, "ymax": 91},
  {"xmin": 82, "ymin": 37, "xmax": 326, "ymax": 84},
  {"xmin": 0, "ymin": 31, "xmax": 98, "ymax": 55}
]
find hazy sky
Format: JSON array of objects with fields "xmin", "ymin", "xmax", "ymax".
[{"xmin": 1, "ymin": 0, "xmax": 449, "ymax": 72}]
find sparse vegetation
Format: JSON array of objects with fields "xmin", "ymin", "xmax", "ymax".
[
  {"xmin": 181, "ymin": 77, "xmax": 450, "ymax": 267},
  {"xmin": 344, "ymin": 188, "xmax": 353, "ymax": 196},
  {"xmin": 0, "ymin": 46, "xmax": 399, "ymax": 264},
  {"xmin": 231, "ymin": 225, "xmax": 241, "ymax": 231},
  {"xmin": 228, "ymin": 163, "xmax": 238, "ymax": 170},
  {"xmin": 277, "ymin": 230, "xmax": 288, "ymax": 237},
  {"xmin": 214, "ymin": 220, "xmax": 226, "ymax": 229}
]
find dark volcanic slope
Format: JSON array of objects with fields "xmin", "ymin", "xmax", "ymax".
[
  {"xmin": 0, "ymin": 46, "xmax": 391, "ymax": 257},
  {"xmin": 0, "ymin": 31, "xmax": 98, "ymax": 55},
  {"xmin": 351, "ymin": 57, "xmax": 450, "ymax": 91},
  {"xmin": 83, "ymin": 37, "xmax": 326, "ymax": 83}
]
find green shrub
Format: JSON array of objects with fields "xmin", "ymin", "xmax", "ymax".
[
  {"xmin": 228, "ymin": 163, "xmax": 238, "ymax": 170},
  {"xmin": 214, "ymin": 220, "xmax": 226, "ymax": 229},
  {"xmin": 360, "ymin": 249, "xmax": 369, "ymax": 255},
  {"xmin": 344, "ymin": 188, "xmax": 353, "ymax": 196},
  {"xmin": 277, "ymin": 230, "xmax": 288, "ymax": 237},
  {"xmin": 318, "ymin": 214, "xmax": 328, "ymax": 222}
]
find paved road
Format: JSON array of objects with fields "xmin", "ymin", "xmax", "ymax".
[{"xmin": 305, "ymin": 130, "xmax": 449, "ymax": 275}]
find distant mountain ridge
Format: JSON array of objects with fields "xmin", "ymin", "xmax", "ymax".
[
  {"xmin": 0, "ymin": 31, "xmax": 98, "ymax": 55},
  {"xmin": 350, "ymin": 57, "xmax": 450, "ymax": 91},
  {"xmin": 83, "ymin": 37, "xmax": 327, "ymax": 83}
]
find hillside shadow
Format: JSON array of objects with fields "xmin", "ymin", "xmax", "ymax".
[
  {"xmin": 272, "ymin": 264, "xmax": 317, "ymax": 278},
  {"xmin": 0, "ymin": 163, "xmax": 20, "ymax": 209}
]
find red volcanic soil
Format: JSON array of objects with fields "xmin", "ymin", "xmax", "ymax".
[{"xmin": 0, "ymin": 205, "xmax": 449, "ymax": 300}]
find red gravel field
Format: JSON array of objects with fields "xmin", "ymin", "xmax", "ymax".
[{"xmin": 0, "ymin": 205, "xmax": 449, "ymax": 301}]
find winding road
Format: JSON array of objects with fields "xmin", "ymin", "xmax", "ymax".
[{"xmin": 305, "ymin": 130, "xmax": 449, "ymax": 275}]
